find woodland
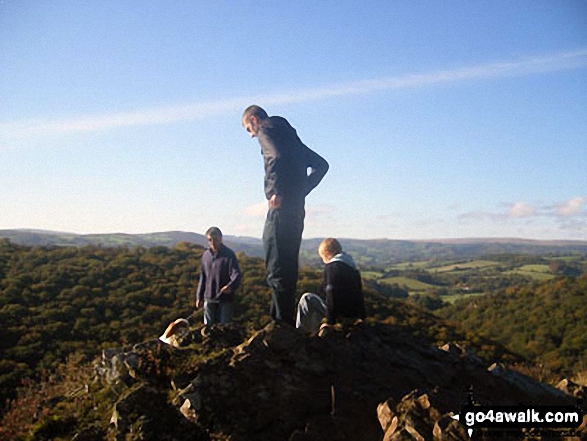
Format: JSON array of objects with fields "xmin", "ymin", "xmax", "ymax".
[{"xmin": 0, "ymin": 238, "xmax": 586, "ymax": 436}]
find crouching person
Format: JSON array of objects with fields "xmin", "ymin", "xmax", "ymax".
[
  {"xmin": 195, "ymin": 227, "xmax": 242, "ymax": 325},
  {"xmin": 296, "ymin": 238, "xmax": 365, "ymax": 333}
]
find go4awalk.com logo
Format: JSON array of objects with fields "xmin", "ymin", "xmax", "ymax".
[{"xmin": 451, "ymin": 405, "xmax": 584, "ymax": 438}]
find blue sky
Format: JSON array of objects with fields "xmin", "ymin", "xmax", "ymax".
[{"xmin": 1, "ymin": 1, "xmax": 586, "ymax": 240}]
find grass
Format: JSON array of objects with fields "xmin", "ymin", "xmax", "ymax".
[
  {"xmin": 441, "ymin": 292, "xmax": 486, "ymax": 304},
  {"xmin": 429, "ymin": 260, "xmax": 500, "ymax": 273},
  {"xmin": 378, "ymin": 276, "xmax": 437, "ymax": 292},
  {"xmin": 517, "ymin": 264, "xmax": 551, "ymax": 273},
  {"xmin": 550, "ymin": 256, "xmax": 584, "ymax": 262},
  {"xmin": 505, "ymin": 271, "xmax": 555, "ymax": 281},
  {"xmin": 387, "ymin": 261, "xmax": 431, "ymax": 270},
  {"xmin": 361, "ymin": 271, "xmax": 383, "ymax": 280},
  {"xmin": 504, "ymin": 264, "xmax": 555, "ymax": 281}
]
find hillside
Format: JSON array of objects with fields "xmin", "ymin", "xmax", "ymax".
[
  {"xmin": 1, "ymin": 240, "xmax": 586, "ymax": 439},
  {"xmin": 438, "ymin": 275, "xmax": 587, "ymax": 375},
  {"xmin": 3, "ymin": 229, "xmax": 587, "ymax": 268},
  {"xmin": 0, "ymin": 240, "xmax": 515, "ymax": 408},
  {"xmin": 349, "ymin": 253, "xmax": 586, "ymax": 313},
  {"xmin": 0, "ymin": 229, "xmax": 210, "ymax": 249}
]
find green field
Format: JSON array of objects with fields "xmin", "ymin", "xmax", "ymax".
[
  {"xmin": 505, "ymin": 264, "xmax": 555, "ymax": 281},
  {"xmin": 379, "ymin": 276, "xmax": 437, "ymax": 292},
  {"xmin": 429, "ymin": 260, "xmax": 500, "ymax": 273},
  {"xmin": 361, "ymin": 271, "xmax": 383, "ymax": 280},
  {"xmin": 441, "ymin": 292, "xmax": 486, "ymax": 304},
  {"xmin": 363, "ymin": 257, "xmax": 575, "ymax": 295},
  {"xmin": 550, "ymin": 255, "xmax": 583, "ymax": 262},
  {"xmin": 517, "ymin": 264, "xmax": 551, "ymax": 272},
  {"xmin": 387, "ymin": 261, "xmax": 432, "ymax": 270}
]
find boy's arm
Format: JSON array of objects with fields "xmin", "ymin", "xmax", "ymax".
[
  {"xmin": 195, "ymin": 260, "xmax": 206, "ymax": 308},
  {"xmin": 220, "ymin": 252, "xmax": 242, "ymax": 293},
  {"xmin": 324, "ymin": 264, "xmax": 337, "ymax": 325},
  {"xmin": 358, "ymin": 277, "xmax": 366, "ymax": 320}
]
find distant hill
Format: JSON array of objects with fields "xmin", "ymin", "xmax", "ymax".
[
  {"xmin": 0, "ymin": 229, "xmax": 209, "ymax": 248},
  {"xmin": 2, "ymin": 229, "xmax": 587, "ymax": 268},
  {"xmin": 298, "ymin": 237, "xmax": 587, "ymax": 268}
]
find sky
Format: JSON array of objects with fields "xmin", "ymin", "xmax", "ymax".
[{"xmin": 1, "ymin": 1, "xmax": 586, "ymax": 241}]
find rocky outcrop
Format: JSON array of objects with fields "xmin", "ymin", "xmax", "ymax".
[
  {"xmin": 109, "ymin": 383, "xmax": 208, "ymax": 441},
  {"xmin": 377, "ymin": 392, "xmax": 468, "ymax": 441},
  {"xmin": 95, "ymin": 321, "xmax": 580, "ymax": 440}
]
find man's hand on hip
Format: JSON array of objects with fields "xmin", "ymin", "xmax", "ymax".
[{"xmin": 269, "ymin": 194, "xmax": 282, "ymax": 209}]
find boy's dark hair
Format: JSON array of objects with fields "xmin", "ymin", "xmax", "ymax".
[{"xmin": 205, "ymin": 226, "xmax": 222, "ymax": 238}]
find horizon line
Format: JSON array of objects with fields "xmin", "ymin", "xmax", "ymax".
[{"xmin": 2, "ymin": 228, "xmax": 587, "ymax": 245}]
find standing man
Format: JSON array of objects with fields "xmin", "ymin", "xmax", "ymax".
[
  {"xmin": 195, "ymin": 227, "xmax": 242, "ymax": 325},
  {"xmin": 242, "ymin": 105, "xmax": 329, "ymax": 325}
]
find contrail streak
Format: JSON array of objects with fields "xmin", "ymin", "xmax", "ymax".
[{"xmin": 2, "ymin": 49, "xmax": 586, "ymax": 140}]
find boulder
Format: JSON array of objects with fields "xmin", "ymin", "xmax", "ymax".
[
  {"xmin": 488, "ymin": 363, "xmax": 568, "ymax": 402},
  {"xmin": 377, "ymin": 391, "xmax": 468, "ymax": 441}
]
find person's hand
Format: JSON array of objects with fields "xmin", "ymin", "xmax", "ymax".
[
  {"xmin": 195, "ymin": 298, "xmax": 203, "ymax": 309},
  {"xmin": 319, "ymin": 323, "xmax": 332, "ymax": 331},
  {"xmin": 218, "ymin": 286, "xmax": 232, "ymax": 299},
  {"xmin": 268, "ymin": 194, "xmax": 283, "ymax": 209},
  {"xmin": 219, "ymin": 286, "xmax": 232, "ymax": 295}
]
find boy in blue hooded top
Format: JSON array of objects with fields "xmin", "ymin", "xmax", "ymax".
[
  {"xmin": 296, "ymin": 238, "xmax": 365, "ymax": 333},
  {"xmin": 195, "ymin": 227, "xmax": 242, "ymax": 325}
]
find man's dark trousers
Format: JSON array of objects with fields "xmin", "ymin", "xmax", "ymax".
[{"xmin": 263, "ymin": 207, "xmax": 304, "ymax": 325}]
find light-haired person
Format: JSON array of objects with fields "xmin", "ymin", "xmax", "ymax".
[
  {"xmin": 195, "ymin": 227, "xmax": 242, "ymax": 325},
  {"xmin": 296, "ymin": 238, "xmax": 365, "ymax": 333},
  {"xmin": 242, "ymin": 105, "xmax": 329, "ymax": 326}
]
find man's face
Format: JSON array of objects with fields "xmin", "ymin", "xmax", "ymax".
[
  {"xmin": 242, "ymin": 115, "xmax": 260, "ymax": 138},
  {"xmin": 207, "ymin": 234, "xmax": 223, "ymax": 252}
]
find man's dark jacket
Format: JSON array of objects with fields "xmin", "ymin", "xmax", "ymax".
[
  {"xmin": 196, "ymin": 245, "xmax": 241, "ymax": 303},
  {"xmin": 258, "ymin": 116, "xmax": 329, "ymax": 209}
]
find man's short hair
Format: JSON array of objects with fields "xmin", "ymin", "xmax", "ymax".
[
  {"xmin": 205, "ymin": 226, "xmax": 222, "ymax": 238},
  {"xmin": 242, "ymin": 105, "xmax": 268, "ymax": 123},
  {"xmin": 319, "ymin": 238, "xmax": 342, "ymax": 257}
]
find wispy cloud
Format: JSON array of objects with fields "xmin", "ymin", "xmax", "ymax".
[
  {"xmin": 508, "ymin": 202, "xmax": 537, "ymax": 218},
  {"xmin": 555, "ymin": 197, "xmax": 587, "ymax": 217},
  {"xmin": 0, "ymin": 97, "xmax": 252, "ymax": 141},
  {"xmin": 244, "ymin": 201, "xmax": 268, "ymax": 218},
  {"xmin": 460, "ymin": 196, "xmax": 587, "ymax": 222},
  {"xmin": 2, "ymin": 49, "xmax": 587, "ymax": 140}
]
